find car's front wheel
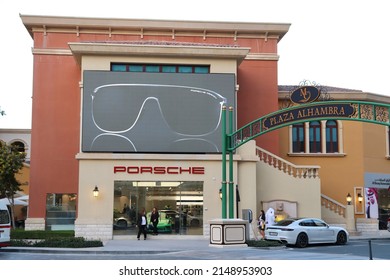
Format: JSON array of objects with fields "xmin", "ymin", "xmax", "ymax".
[
  {"xmin": 295, "ymin": 232, "xmax": 309, "ymax": 248},
  {"xmin": 336, "ymin": 231, "xmax": 348, "ymax": 245}
]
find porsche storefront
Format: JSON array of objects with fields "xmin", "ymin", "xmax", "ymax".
[
  {"xmin": 75, "ymin": 152, "xmax": 245, "ymax": 240},
  {"xmin": 74, "ymin": 70, "xmax": 243, "ymax": 240},
  {"xmin": 112, "ymin": 165, "xmax": 206, "ymax": 235}
]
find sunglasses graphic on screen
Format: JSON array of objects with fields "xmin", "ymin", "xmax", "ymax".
[{"xmin": 91, "ymin": 84, "xmax": 227, "ymax": 137}]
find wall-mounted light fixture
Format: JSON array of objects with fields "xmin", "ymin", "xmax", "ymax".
[
  {"xmin": 346, "ymin": 193, "xmax": 352, "ymax": 205},
  {"xmin": 357, "ymin": 193, "xmax": 363, "ymax": 203},
  {"xmin": 219, "ymin": 188, "xmax": 222, "ymax": 200},
  {"xmin": 93, "ymin": 186, "xmax": 99, "ymax": 197},
  {"xmin": 354, "ymin": 186, "xmax": 365, "ymax": 215}
]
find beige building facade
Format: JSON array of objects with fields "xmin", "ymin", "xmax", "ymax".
[{"xmin": 278, "ymin": 88, "xmax": 390, "ymax": 232}]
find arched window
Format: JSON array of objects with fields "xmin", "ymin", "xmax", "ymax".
[
  {"xmin": 326, "ymin": 120, "xmax": 339, "ymax": 153},
  {"xmin": 292, "ymin": 123, "xmax": 305, "ymax": 153},
  {"xmin": 309, "ymin": 121, "xmax": 321, "ymax": 153},
  {"xmin": 11, "ymin": 141, "xmax": 25, "ymax": 153}
]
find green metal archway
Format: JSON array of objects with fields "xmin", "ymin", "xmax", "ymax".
[{"xmin": 221, "ymin": 100, "xmax": 390, "ymax": 218}]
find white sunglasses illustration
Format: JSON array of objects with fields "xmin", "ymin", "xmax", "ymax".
[{"xmin": 91, "ymin": 84, "xmax": 227, "ymax": 137}]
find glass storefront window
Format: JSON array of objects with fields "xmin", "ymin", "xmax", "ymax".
[
  {"xmin": 378, "ymin": 188, "xmax": 390, "ymax": 230},
  {"xmin": 45, "ymin": 193, "xmax": 77, "ymax": 230},
  {"xmin": 113, "ymin": 181, "xmax": 203, "ymax": 236}
]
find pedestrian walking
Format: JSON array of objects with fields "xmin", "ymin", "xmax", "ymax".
[
  {"xmin": 150, "ymin": 207, "xmax": 159, "ymax": 235},
  {"xmin": 137, "ymin": 207, "xmax": 147, "ymax": 240}
]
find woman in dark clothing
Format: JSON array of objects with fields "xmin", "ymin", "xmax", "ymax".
[
  {"xmin": 137, "ymin": 207, "xmax": 147, "ymax": 240},
  {"xmin": 150, "ymin": 207, "xmax": 159, "ymax": 235},
  {"xmin": 258, "ymin": 210, "xmax": 266, "ymax": 240}
]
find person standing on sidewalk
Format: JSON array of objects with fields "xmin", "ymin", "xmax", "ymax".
[
  {"xmin": 150, "ymin": 207, "xmax": 159, "ymax": 235},
  {"xmin": 137, "ymin": 207, "xmax": 148, "ymax": 240},
  {"xmin": 258, "ymin": 210, "xmax": 266, "ymax": 240}
]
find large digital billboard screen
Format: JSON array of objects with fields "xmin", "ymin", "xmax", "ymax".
[{"xmin": 82, "ymin": 71, "xmax": 235, "ymax": 153}]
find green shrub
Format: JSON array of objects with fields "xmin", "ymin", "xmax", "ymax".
[
  {"xmin": 10, "ymin": 229, "xmax": 103, "ymax": 248},
  {"xmin": 11, "ymin": 237, "xmax": 103, "ymax": 248},
  {"xmin": 10, "ymin": 239, "xmax": 36, "ymax": 247},
  {"xmin": 11, "ymin": 229, "xmax": 74, "ymax": 239},
  {"xmin": 37, "ymin": 237, "xmax": 103, "ymax": 248},
  {"xmin": 246, "ymin": 239, "xmax": 284, "ymax": 247}
]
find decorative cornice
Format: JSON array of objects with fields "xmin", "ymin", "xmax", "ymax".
[
  {"xmin": 246, "ymin": 53, "xmax": 279, "ymax": 61},
  {"xmin": 31, "ymin": 44, "xmax": 279, "ymax": 64},
  {"xmin": 0, "ymin": 128, "xmax": 31, "ymax": 134},
  {"xmin": 21, "ymin": 14, "xmax": 290, "ymax": 41},
  {"xmin": 68, "ymin": 42, "xmax": 250, "ymax": 65},
  {"xmin": 32, "ymin": 48, "xmax": 72, "ymax": 56}
]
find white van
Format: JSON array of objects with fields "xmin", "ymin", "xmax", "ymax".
[{"xmin": 0, "ymin": 201, "xmax": 11, "ymax": 248}]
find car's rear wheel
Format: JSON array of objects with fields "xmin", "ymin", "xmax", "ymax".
[
  {"xmin": 295, "ymin": 233, "xmax": 309, "ymax": 248},
  {"xmin": 336, "ymin": 231, "xmax": 347, "ymax": 245}
]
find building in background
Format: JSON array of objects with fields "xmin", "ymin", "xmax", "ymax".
[
  {"xmin": 0, "ymin": 129, "xmax": 30, "ymax": 225},
  {"xmin": 277, "ymin": 86, "xmax": 390, "ymax": 232}
]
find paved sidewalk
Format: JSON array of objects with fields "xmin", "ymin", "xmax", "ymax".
[
  {"xmin": 5, "ymin": 235, "xmax": 216, "ymax": 254},
  {"xmin": 4, "ymin": 230, "xmax": 390, "ymax": 255}
]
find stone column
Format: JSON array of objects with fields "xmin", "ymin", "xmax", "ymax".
[{"xmin": 345, "ymin": 204, "xmax": 356, "ymax": 232}]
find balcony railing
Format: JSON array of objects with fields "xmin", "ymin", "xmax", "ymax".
[{"xmin": 256, "ymin": 147, "xmax": 320, "ymax": 179}]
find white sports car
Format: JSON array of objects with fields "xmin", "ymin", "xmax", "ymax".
[{"xmin": 265, "ymin": 218, "xmax": 349, "ymax": 248}]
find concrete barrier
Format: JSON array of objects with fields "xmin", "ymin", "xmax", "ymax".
[{"xmin": 209, "ymin": 219, "xmax": 248, "ymax": 248}]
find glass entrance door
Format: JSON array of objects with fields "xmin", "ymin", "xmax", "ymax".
[{"xmin": 113, "ymin": 181, "xmax": 203, "ymax": 236}]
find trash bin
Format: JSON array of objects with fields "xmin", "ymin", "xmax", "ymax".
[{"xmin": 242, "ymin": 209, "xmax": 253, "ymax": 240}]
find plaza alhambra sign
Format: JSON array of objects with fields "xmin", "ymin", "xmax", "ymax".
[
  {"xmin": 263, "ymin": 102, "xmax": 354, "ymax": 129},
  {"xmin": 263, "ymin": 85, "xmax": 354, "ymax": 129}
]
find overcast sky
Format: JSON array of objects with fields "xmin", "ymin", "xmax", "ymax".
[{"xmin": 1, "ymin": 0, "xmax": 389, "ymax": 129}]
